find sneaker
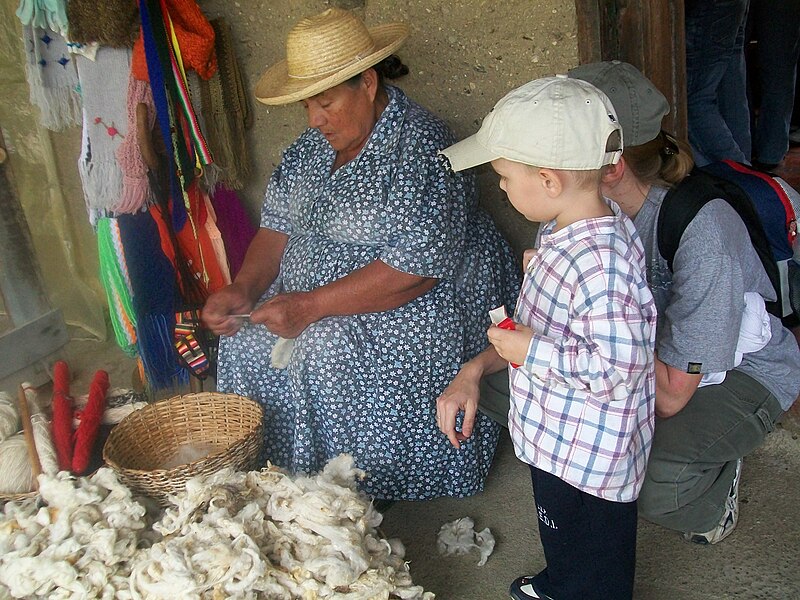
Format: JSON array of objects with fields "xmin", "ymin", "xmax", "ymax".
[
  {"xmin": 683, "ymin": 457, "xmax": 743, "ymax": 545},
  {"xmin": 509, "ymin": 576, "xmax": 554, "ymax": 600}
]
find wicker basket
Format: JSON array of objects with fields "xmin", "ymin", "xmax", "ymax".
[{"xmin": 102, "ymin": 392, "xmax": 263, "ymax": 506}]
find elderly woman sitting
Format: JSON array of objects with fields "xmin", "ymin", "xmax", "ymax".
[{"xmin": 202, "ymin": 8, "xmax": 519, "ymax": 501}]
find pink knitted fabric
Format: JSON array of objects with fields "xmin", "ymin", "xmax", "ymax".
[{"xmin": 115, "ymin": 75, "xmax": 156, "ymax": 214}]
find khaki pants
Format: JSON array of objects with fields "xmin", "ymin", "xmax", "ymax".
[{"xmin": 638, "ymin": 369, "xmax": 784, "ymax": 532}]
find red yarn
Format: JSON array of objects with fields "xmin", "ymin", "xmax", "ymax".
[
  {"xmin": 72, "ymin": 370, "xmax": 109, "ymax": 475},
  {"xmin": 51, "ymin": 361, "xmax": 74, "ymax": 471}
]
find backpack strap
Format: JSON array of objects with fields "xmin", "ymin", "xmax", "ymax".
[
  {"xmin": 658, "ymin": 167, "xmax": 782, "ymax": 317},
  {"xmin": 658, "ymin": 169, "xmax": 719, "ymax": 273}
]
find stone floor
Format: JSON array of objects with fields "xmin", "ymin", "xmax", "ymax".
[{"xmin": 2, "ymin": 336, "xmax": 799, "ymax": 599}]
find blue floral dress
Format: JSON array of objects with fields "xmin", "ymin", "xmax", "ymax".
[{"xmin": 217, "ymin": 86, "xmax": 519, "ymax": 500}]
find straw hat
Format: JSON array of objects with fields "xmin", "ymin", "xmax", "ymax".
[{"xmin": 254, "ymin": 8, "xmax": 409, "ymax": 105}]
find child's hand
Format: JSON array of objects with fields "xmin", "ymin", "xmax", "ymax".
[{"xmin": 487, "ymin": 323, "xmax": 533, "ymax": 367}]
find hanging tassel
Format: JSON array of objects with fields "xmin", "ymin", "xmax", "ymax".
[
  {"xmin": 118, "ymin": 210, "xmax": 186, "ymax": 389},
  {"xmin": 96, "ymin": 218, "xmax": 138, "ymax": 355}
]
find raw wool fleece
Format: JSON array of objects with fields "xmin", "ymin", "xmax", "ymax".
[
  {"xmin": 22, "ymin": 25, "xmax": 81, "ymax": 131},
  {"xmin": 66, "ymin": 0, "xmax": 140, "ymax": 47},
  {"xmin": 76, "ymin": 47, "xmax": 132, "ymax": 220}
]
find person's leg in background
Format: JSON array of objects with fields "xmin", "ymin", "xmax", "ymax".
[
  {"xmin": 752, "ymin": 0, "xmax": 800, "ymax": 168},
  {"xmin": 719, "ymin": 10, "xmax": 753, "ymax": 160},
  {"xmin": 685, "ymin": 0, "xmax": 752, "ymax": 166}
]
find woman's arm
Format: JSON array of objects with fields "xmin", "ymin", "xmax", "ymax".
[
  {"xmin": 435, "ymin": 344, "xmax": 508, "ymax": 449},
  {"xmin": 654, "ymin": 355, "xmax": 702, "ymax": 417},
  {"xmin": 252, "ymin": 259, "xmax": 437, "ymax": 338},
  {"xmin": 202, "ymin": 228, "xmax": 288, "ymax": 336}
]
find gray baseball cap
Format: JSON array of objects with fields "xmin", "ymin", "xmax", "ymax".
[{"xmin": 568, "ymin": 60, "xmax": 670, "ymax": 146}]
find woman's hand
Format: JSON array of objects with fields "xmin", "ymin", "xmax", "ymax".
[
  {"xmin": 436, "ymin": 361, "xmax": 484, "ymax": 449},
  {"xmin": 435, "ymin": 347, "xmax": 507, "ymax": 449},
  {"xmin": 252, "ymin": 291, "xmax": 319, "ymax": 338},
  {"xmin": 201, "ymin": 283, "xmax": 255, "ymax": 337},
  {"xmin": 487, "ymin": 323, "xmax": 533, "ymax": 367}
]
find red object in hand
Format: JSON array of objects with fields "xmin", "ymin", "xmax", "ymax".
[
  {"xmin": 51, "ymin": 361, "xmax": 74, "ymax": 471},
  {"xmin": 496, "ymin": 317, "xmax": 521, "ymax": 369},
  {"xmin": 72, "ymin": 370, "xmax": 109, "ymax": 475}
]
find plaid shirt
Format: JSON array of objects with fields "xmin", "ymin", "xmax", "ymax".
[{"xmin": 509, "ymin": 200, "xmax": 657, "ymax": 502}]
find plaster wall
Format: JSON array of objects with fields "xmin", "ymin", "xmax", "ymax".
[
  {"xmin": 200, "ymin": 0, "xmax": 580, "ymax": 256},
  {"xmin": 2, "ymin": 0, "xmax": 579, "ymax": 336}
]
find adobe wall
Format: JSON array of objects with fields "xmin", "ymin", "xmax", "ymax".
[{"xmin": 201, "ymin": 0, "xmax": 580, "ymax": 255}]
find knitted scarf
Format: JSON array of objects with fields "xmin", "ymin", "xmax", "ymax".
[
  {"xmin": 22, "ymin": 26, "xmax": 81, "ymax": 131},
  {"xmin": 131, "ymin": 0, "xmax": 216, "ymax": 82},
  {"xmin": 76, "ymin": 47, "xmax": 132, "ymax": 222},
  {"xmin": 115, "ymin": 75, "xmax": 156, "ymax": 214}
]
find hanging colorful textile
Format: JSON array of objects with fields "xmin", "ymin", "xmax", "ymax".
[
  {"xmin": 202, "ymin": 195, "xmax": 232, "ymax": 286},
  {"xmin": 173, "ymin": 310, "xmax": 211, "ymax": 378},
  {"xmin": 209, "ymin": 185, "xmax": 257, "ymax": 279},
  {"xmin": 117, "ymin": 210, "xmax": 186, "ymax": 390},
  {"xmin": 16, "ymin": 0, "xmax": 68, "ymax": 37},
  {"xmin": 75, "ymin": 47, "xmax": 132, "ymax": 222},
  {"xmin": 65, "ymin": 0, "xmax": 140, "ymax": 48},
  {"xmin": 115, "ymin": 75, "xmax": 157, "ymax": 214},
  {"xmin": 21, "ymin": 25, "xmax": 81, "ymax": 131},
  {"xmin": 96, "ymin": 218, "xmax": 138, "ymax": 356},
  {"xmin": 137, "ymin": 0, "xmax": 201, "ymax": 229},
  {"xmin": 131, "ymin": 0, "xmax": 216, "ymax": 82},
  {"xmin": 193, "ymin": 18, "xmax": 252, "ymax": 190},
  {"xmin": 148, "ymin": 183, "xmax": 229, "ymax": 299}
]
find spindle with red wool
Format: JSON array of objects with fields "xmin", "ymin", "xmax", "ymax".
[{"xmin": 72, "ymin": 370, "xmax": 110, "ymax": 475}]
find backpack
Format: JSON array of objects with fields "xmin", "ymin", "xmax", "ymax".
[{"xmin": 657, "ymin": 160, "xmax": 800, "ymax": 325}]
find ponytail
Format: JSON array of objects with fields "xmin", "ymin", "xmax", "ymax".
[{"xmin": 623, "ymin": 131, "xmax": 694, "ymax": 187}]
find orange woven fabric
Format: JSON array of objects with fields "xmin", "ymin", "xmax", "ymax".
[
  {"xmin": 132, "ymin": 0, "xmax": 217, "ymax": 82},
  {"xmin": 149, "ymin": 184, "xmax": 228, "ymax": 297}
]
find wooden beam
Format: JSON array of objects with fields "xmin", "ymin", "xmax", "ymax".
[{"xmin": 575, "ymin": 0, "xmax": 687, "ymax": 138}]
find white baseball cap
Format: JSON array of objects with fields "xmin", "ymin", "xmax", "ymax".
[{"xmin": 440, "ymin": 75, "xmax": 623, "ymax": 172}]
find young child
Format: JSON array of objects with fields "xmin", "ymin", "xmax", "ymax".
[{"xmin": 440, "ymin": 76, "xmax": 657, "ymax": 600}]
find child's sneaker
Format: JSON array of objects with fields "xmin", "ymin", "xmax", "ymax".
[
  {"xmin": 683, "ymin": 457, "xmax": 743, "ymax": 545},
  {"xmin": 509, "ymin": 576, "xmax": 553, "ymax": 600}
]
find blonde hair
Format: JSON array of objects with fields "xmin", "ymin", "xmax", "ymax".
[
  {"xmin": 528, "ymin": 129, "xmax": 621, "ymax": 191},
  {"xmin": 623, "ymin": 131, "xmax": 694, "ymax": 188}
]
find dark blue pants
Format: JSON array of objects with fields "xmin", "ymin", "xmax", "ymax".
[
  {"xmin": 685, "ymin": 0, "xmax": 752, "ymax": 165},
  {"xmin": 752, "ymin": 0, "xmax": 800, "ymax": 164},
  {"xmin": 528, "ymin": 466, "xmax": 638, "ymax": 600}
]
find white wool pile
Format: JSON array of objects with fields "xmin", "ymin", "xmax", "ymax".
[
  {"xmin": 0, "ymin": 455, "xmax": 433, "ymax": 600},
  {"xmin": 0, "ymin": 468, "xmax": 148, "ymax": 599},
  {"xmin": 130, "ymin": 454, "xmax": 433, "ymax": 599},
  {"xmin": 437, "ymin": 517, "xmax": 495, "ymax": 567}
]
